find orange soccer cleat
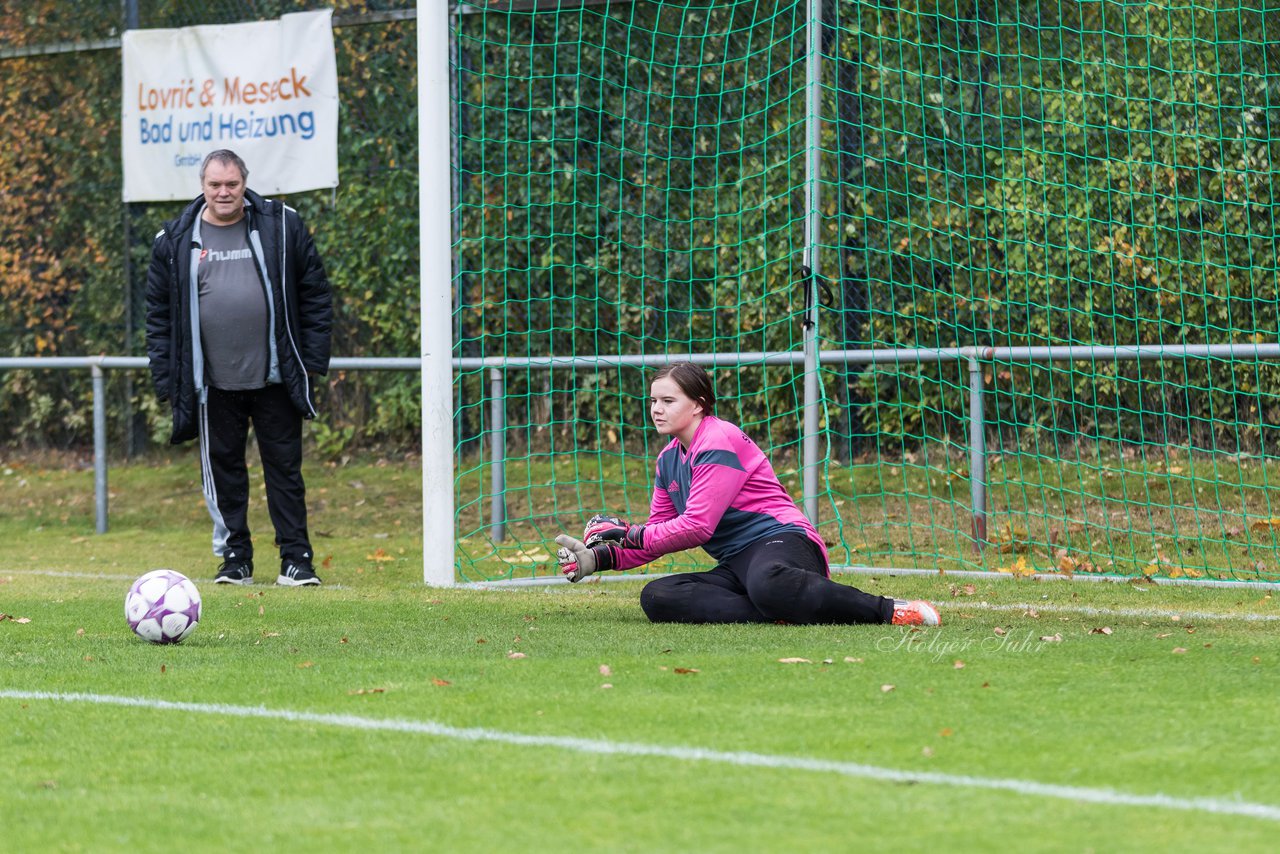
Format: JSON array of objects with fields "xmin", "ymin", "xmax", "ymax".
[{"xmin": 891, "ymin": 599, "xmax": 942, "ymax": 627}]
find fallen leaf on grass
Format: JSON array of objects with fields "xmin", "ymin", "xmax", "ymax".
[
  {"xmin": 348, "ymin": 687, "xmax": 386, "ymax": 695},
  {"xmin": 881, "ymin": 684, "xmax": 895, "ymax": 693},
  {"xmin": 953, "ymin": 660, "xmax": 965, "ymax": 669},
  {"xmin": 1172, "ymin": 647, "xmax": 1188, "ymax": 654},
  {"xmin": 939, "ymin": 728, "xmax": 954, "ymax": 737},
  {"xmin": 507, "ymin": 651, "xmax": 527, "ymax": 659},
  {"xmin": 365, "ymin": 547, "xmax": 395, "ymax": 563},
  {"xmin": 0, "ymin": 614, "xmax": 32, "ymax": 623},
  {"xmin": 1039, "ymin": 634, "xmax": 1063, "ymax": 643},
  {"xmin": 432, "ymin": 678, "xmax": 452, "ymax": 686},
  {"xmin": 297, "ymin": 661, "xmax": 314, "ymax": 669},
  {"xmin": 599, "ymin": 664, "xmax": 612, "ymax": 676},
  {"xmin": 993, "ymin": 626, "xmax": 1008, "ymax": 636},
  {"xmin": 778, "ymin": 657, "xmax": 812, "ymax": 664},
  {"xmin": 844, "ymin": 657, "xmax": 864, "ymax": 663},
  {"xmin": 1156, "ymin": 632, "xmax": 1172, "ymax": 639},
  {"xmin": 996, "ymin": 556, "xmax": 1035, "ymax": 577},
  {"xmin": 1090, "ymin": 627, "xmax": 1113, "ymax": 635},
  {"xmin": 673, "ymin": 667, "xmax": 700, "ymax": 674}
]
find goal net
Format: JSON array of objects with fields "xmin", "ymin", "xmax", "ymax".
[{"xmin": 449, "ymin": 0, "xmax": 1280, "ymax": 586}]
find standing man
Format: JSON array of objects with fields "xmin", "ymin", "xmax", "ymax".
[{"xmin": 145, "ymin": 149, "xmax": 333, "ymax": 587}]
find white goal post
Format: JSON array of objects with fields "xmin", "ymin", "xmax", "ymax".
[{"xmin": 419, "ymin": 1, "xmax": 456, "ymax": 586}]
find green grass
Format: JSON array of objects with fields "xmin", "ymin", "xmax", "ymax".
[
  {"xmin": 3, "ymin": 454, "xmax": 1280, "ymax": 851},
  {"xmin": 10, "ymin": 443, "xmax": 1280, "ymax": 583}
]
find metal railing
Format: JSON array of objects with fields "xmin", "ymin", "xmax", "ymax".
[
  {"xmin": 9, "ymin": 342, "xmax": 1279, "ymax": 544},
  {"xmin": 0, "ymin": 356, "xmax": 417, "ymax": 533},
  {"xmin": 456, "ymin": 343, "xmax": 1280, "ymax": 545}
]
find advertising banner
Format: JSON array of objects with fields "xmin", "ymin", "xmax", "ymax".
[{"xmin": 121, "ymin": 9, "xmax": 338, "ymax": 202}]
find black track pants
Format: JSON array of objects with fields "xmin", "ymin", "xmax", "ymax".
[
  {"xmin": 638, "ymin": 532, "xmax": 893, "ymax": 625},
  {"xmin": 198, "ymin": 384, "xmax": 313, "ymax": 563}
]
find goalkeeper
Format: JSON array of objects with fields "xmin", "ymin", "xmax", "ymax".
[{"xmin": 555, "ymin": 362, "xmax": 940, "ymax": 626}]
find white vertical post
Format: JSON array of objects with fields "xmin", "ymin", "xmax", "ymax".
[
  {"xmin": 419, "ymin": 1, "xmax": 456, "ymax": 586},
  {"xmin": 801, "ymin": 0, "xmax": 824, "ymax": 524}
]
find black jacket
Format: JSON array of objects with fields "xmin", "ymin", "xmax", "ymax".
[{"xmin": 145, "ymin": 189, "xmax": 333, "ymax": 443}]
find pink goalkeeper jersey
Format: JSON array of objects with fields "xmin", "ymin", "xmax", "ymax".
[{"xmin": 611, "ymin": 416, "xmax": 829, "ymax": 572}]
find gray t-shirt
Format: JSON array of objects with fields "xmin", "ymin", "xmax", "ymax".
[{"xmin": 198, "ymin": 220, "xmax": 268, "ymax": 390}]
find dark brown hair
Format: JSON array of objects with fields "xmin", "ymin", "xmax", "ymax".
[{"xmin": 652, "ymin": 362, "xmax": 716, "ymax": 416}]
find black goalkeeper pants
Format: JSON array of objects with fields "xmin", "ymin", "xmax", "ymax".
[
  {"xmin": 639, "ymin": 532, "xmax": 894, "ymax": 625},
  {"xmin": 198, "ymin": 384, "xmax": 313, "ymax": 564}
]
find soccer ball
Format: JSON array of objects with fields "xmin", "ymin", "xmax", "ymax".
[{"xmin": 125, "ymin": 569, "xmax": 202, "ymax": 644}]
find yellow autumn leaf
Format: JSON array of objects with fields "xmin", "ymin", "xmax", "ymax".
[{"xmin": 996, "ymin": 556, "xmax": 1035, "ymax": 578}]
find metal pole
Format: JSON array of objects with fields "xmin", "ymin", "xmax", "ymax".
[
  {"xmin": 489, "ymin": 368, "xmax": 507, "ymax": 542},
  {"xmin": 967, "ymin": 351, "xmax": 987, "ymax": 549},
  {"xmin": 801, "ymin": 0, "xmax": 824, "ymax": 524},
  {"xmin": 92, "ymin": 363, "xmax": 109, "ymax": 534}
]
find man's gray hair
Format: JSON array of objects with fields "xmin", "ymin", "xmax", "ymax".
[{"xmin": 199, "ymin": 149, "xmax": 249, "ymax": 183}]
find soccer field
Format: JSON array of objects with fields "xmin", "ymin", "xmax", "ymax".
[{"xmin": 4, "ymin": 562, "xmax": 1279, "ymax": 851}]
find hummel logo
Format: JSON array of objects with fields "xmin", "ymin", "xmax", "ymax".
[{"xmin": 667, "ymin": 480, "xmax": 681, "ymax": 492}]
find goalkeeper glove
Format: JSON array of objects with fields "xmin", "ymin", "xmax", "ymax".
[
  {"xmin": 583, "ymin": 513, "xmax": 629, "ymax": 547},
  {"xmin": 555, "ymin": 534, "xmax": 618, "ymax": 583},
  {"xmin": 582, "ymin": 513, "xmax": 647, "ymax": 550}
]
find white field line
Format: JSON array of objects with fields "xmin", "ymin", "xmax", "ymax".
[
  {"xmin": 3, "ymin": 689, "xmax": 1278, "ymax": 823},
  {"xmin": 3, "ymin": 569, "xmax": 139, "ymax": 581},
  {"xmin": 6, "ymin": 569, "xmax": 1276, "ymax": 624},
  {"xmin": 0, "ymin": 569, "xmax": 350, "ymax": 589},
  {"xmin": 961, "ymin": 601, "xmax": 1280, "ymax": 623}
]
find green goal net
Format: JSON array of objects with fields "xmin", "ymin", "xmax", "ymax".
[
  {"xmin": 451, "ymin": 0, "xmax": 1280, "ymax": 586},
  {"xmin": 452, "ymin": 1, "xmax": 819, "ymax": 580}
]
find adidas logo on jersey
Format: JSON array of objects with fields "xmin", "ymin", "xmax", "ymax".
[{"xmin": 667, "ymin": 480, "xmax": 681, "ymax": 492}]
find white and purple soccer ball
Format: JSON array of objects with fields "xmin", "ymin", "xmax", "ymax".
[{"xmin": 125, "ymin": 569, "xmax": 201, "ymax": 644}]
